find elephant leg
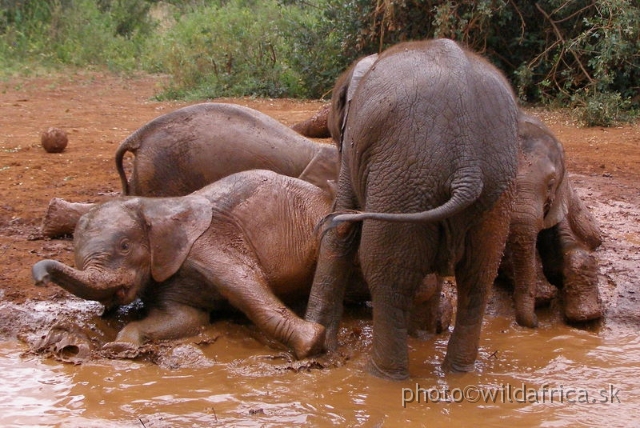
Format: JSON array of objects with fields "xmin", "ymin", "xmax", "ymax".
[
  {"xmin": 113, "ymin": 302, "xmax": 210, "ymax": 346},
  {"xmin": 443, "ymin": 191, "xmax": 512, "ymax": 372},
  {"xmin": 305, "ymin": 167, "xmax": 361, "ymax": 351},
  {"xmin": 360, "ymin": 222, "xmax": 430, "ymax": 380},
  {"xmin": 556, "ymin": 219, "xmax": 603, "ymax": 322},
  {"xmin": 191, "ymin": 255, "xmax": 325, "ymax": 359},
  {"xmin": 304, "ymin": 220, "xmax": 360, "ymax": 351}
]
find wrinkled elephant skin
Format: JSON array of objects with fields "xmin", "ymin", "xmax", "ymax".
[
  {"xmin": 33, "ymin": 170, "xmax": 332, "ymax": 359},
  {"xmin": 503, "ymin": 113, "xmax": 603, "ymax": 327},
  {"xmin": 305, "ymin": 39, "xmax": 521, "ymax": 379}
]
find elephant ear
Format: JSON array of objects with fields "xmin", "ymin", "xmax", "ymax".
[
  {"xmin": 543, "ymin": 174, "xmax": 570, "ymax": 229},
  {"xmin": 140, "ymin": 195, "xmax": 212, "ymax": 282},
  {"xmin": 342, "ymin": 54, "xmax": 378, "ymax": 135},
  {"xmin": 329, "ymin": 54, "xmax": 378, "ymax": 145},
  {"xmin": 346, "ymin": 54, "xmax": 378, "ymax": 104}
]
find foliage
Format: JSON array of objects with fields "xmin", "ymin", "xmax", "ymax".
[
  {"xmin": 147, "ymin": 0, "xmax": 305, "ymax": 99},
  {"xmin": 0, "ymin": 0, "xmax": 155, "ymax": 73},
  {"xmin": 331, "ymin": 0, "xmax": 639, "ymax": 125}
]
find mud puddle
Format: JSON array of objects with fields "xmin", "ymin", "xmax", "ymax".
[{"xmin": 1, "ymin": 294, "xmax": 639, "ymax": 427}]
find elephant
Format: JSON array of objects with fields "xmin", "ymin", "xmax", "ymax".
[
  {"xmin": 40, "ymin": 102, "xmax": 339, "ymax": 238},
  {"xmin": 303, "ymin": 39, "xmax": 521, "ymax": 379},
  {"xmin": 33, "ymin": 170, "xmax": 331, "ymax": 358},
  {"xmin": 500, "ymin": 112, "xmax": 603, "ymax": 327},
  {"xmin": 116, "ymin": 102, "xmax": 338, "ymax": 197}
]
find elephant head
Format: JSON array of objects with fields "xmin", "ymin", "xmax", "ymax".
[
  {"xmin": 515, "ymin": 113, "xmax": 569, "ymax": 230},
  {"xmin": 32, "ymin": 196, "xmax": 212, "ymax": 308}
]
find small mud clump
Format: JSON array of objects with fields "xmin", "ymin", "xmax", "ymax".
[{"xmin": 41, "ymin": 127, "xmax": 68, "ymax": 153}]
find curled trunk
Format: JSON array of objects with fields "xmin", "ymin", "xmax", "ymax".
[{"xmin": 32, "ymin": 259, "xmax": 123, "ymax": 304}]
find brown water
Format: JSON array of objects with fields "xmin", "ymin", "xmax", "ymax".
[{"xmin": 1, "ymin": 299, "xmax": 638, "ymax": 427}]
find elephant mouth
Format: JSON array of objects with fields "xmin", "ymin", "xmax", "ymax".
[{"xmin": 114, "ymin": 285, "xmax": 137, "ymax": 306}]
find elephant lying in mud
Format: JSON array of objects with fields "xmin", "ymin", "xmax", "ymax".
[
  {"xmin": 33, "ymin": 170, "xmax": 330, "ymax": 358},
  {"xmin": 305, "ymin": 39, "xmax": 521, "ymax": 379},
  {"xmin": 499, "ymin": 112, "xmax": 603, "ymax": 327},
  {"xmin": 40, "ymin": 102, "xmax": 338, "ymax": 238},
  {"xmin": 293, "ymin": 99, "xmax": 604, "ymax": 328},
  {"xmin": 33, "ymin": 169, "xmax": 451, "ymax": 358},
  {"xmin": 115, "ymin": 102, "xmax": 338, "ymax": 197}
]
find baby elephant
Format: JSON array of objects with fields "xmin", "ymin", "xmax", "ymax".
[
  {"xmin": 116, "ymin": 102, "xmax": 338, "ymax": 197},
  {"xmin": 33, "ymin": 170, "xmax": 329, "ymax": 358},
  {"xmin": 501, "ymin": 112, "xmax": 603, "ymax": 327}
]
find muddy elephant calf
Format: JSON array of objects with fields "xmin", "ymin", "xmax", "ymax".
[
  {"xmin": 33, "ymin": 170, "xmax": 331, "ymax": 358},
  {"xmin": 500, "ymin": 113, "xmax": 603, "ymax": 327}
]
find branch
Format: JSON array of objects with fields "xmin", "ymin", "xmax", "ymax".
[{"xmin": 535, "ymin": 2, "xmax": 594, "ymax": 85}]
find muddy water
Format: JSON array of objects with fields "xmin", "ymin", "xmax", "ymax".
[{"xmin": 1, "ymin": 301, "xmax": 638, "ymax": 427}]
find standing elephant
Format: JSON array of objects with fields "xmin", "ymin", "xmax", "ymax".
[
  {"xmin": 501, "ymin": 112, "xmax": 602, "ymax": 327},
  {"xmin": 33, "ymin": 170, "xmax": 330, "ymax": 358},
  {"xmin": 40, "ymin": 102, "xmax": 339, "ymax": 238},
  {"xmin": 304, "ymin": 39, "xmax": 520, "ymax": 379}
]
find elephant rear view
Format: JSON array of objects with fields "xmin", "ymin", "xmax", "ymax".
[
  {"xmin": 305, "ymin": 39, "xmax": 520, "ymax": 379},
  {"xmin": 115, "ymin": 103, "xmax": 338, "ymax": 197}
]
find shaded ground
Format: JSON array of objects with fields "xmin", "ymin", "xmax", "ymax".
[{"xmin": 0, "ymin": 72, "xmax": 638, "ymax": 353}]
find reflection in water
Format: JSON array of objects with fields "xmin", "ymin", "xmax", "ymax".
[{"xmin": 1, "ymin": 314, "xmax": 638, "ymax": 426}]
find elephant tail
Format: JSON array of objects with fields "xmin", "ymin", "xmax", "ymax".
[
  {"xmin": 329, "ymin": 169, "xmax": 485, "ymax": 226},
  {"xmin": 114, "ymin": 134, "xmax": 140, "ymax": 196}
]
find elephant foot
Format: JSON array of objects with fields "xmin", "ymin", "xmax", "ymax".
[
  {"xmin": 515, "ymin": 311, "xmax": 539, "ymax": 328},
  {"xmin": 563, "ymin": 250, "xmax": 603, "ymax": 323},
  {"xmin": 366, "ymin": 357, "xmax": 409, "ymax": 381},
  {"xmin": 441, "ymin": 355, "xmax": 476, "ymax": 373},
  {"xmin": 291, "ymin": 321, "xmax": 326, "ymax": 360}
]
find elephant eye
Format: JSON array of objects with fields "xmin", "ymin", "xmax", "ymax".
[{"xmin": 118, "ymin": 238, "xmax": 131, "ymax": 254}]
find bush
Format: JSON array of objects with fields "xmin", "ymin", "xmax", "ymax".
[
  {"xmin": 148, "ymin": 0, "xmax": 309, "ymax": 99},
  {"xmin": 0, "ymin": 0, "xmax": 637, "ymax": 125},
  {"xmin": 330, "ymin": 0, "xmax": 639, "ymax": 125},
  {"xmin": 0, "ymin": 0, "xmax": 154, "ymax": 73}
]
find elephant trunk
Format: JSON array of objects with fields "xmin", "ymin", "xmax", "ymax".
[
  {"xmin": 508, "ymin": 204, "xmax": 545, "ymax": 328},
  {"xmin": 32, "ymin": 259, "xmax": 124, "ymax": 304}
]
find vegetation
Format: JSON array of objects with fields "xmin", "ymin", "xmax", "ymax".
[{"xmin": 1, "ymin": 0, "xmax": 637, "ymax": 125}]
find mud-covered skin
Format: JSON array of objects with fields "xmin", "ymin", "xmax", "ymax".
[
  {"xmin": 305, "ymin": 39, "xmax": 521, "ymax": 379},
  {"xmin": 33, "ymin": 170, "xmax": 333, "ymax": 359},
  {"xmin": 116, "ymin": 102, "xmax": 338, "ymax": 197},
  {"xmin": 501, "ymin": 113, "xmax": 603, "ymax": 328}
]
